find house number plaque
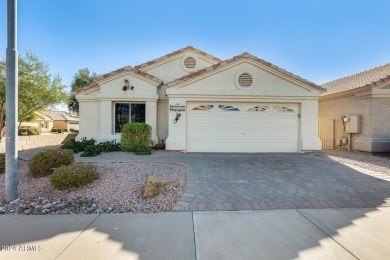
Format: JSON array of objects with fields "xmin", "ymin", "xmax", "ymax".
[{"xmin": 170, "ymin": 105, "xmax": 186, "ymax": 112}]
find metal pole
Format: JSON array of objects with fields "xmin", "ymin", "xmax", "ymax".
[{"xmin": 5, "ymin": 0, "xmax": 18, "ymax": 202}]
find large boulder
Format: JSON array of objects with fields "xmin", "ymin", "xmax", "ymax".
[{"xmin": 143, "ymin": 175, "xmax": 176, "ymax": 198}]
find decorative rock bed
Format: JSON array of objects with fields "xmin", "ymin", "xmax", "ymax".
[{"xmin": 0, "ymin": 160, "xmax": 186, "ymax": 215}]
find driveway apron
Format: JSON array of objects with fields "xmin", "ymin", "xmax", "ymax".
[{"xmin": 76, "ymin": 152, "xmax": 390, "ymax": 212}]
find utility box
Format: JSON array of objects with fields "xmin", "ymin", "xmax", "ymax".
[{"xmin": 346, "ymin": 115, "xmax": 361, "ymax": 134}]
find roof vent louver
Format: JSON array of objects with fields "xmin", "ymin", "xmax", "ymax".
[
  {"xmin": 184, "ymin": 57, "xmax": 197, "ymax": 69},
  {"xmin": 238, "ymin": 73, "xmax": 253, "ymax": 87}
]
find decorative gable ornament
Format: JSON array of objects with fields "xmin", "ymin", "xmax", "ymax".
[{"xmin": 122, "ymin": 79, "xmax": 134, "ymax": 91}]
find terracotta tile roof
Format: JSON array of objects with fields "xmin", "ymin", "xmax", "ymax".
[
  {"xmin": 321, "ymin": 63, "xmax": 390, "ymax": 96},
  {"xmin": 75, "ymin": 66, "xmax": 162, "ymax": 94},
  {"xmin": 134, "ymin": 46, "xmax": 221, "ymax": 69},
  {"xmin": 164, "ymin": 52, "xmax": 325, "ymax": 92}
]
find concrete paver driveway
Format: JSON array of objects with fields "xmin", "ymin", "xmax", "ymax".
[{"xmin": 76, "ymin": 152, "xmax": 390, "ymax": 212}]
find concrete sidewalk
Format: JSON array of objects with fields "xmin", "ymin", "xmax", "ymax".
[{"xmin": 0, "ymin": 208, "xmax": 389, "ymax": 260}]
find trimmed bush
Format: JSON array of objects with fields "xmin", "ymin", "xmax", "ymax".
[
  {"xmin": 69, "ymin": 128, "xmax": 78, "ymax": 133},
  {"xmin": 133, "ymin": 146, "xmax": 152, "ymax": 155},
  {"xmin": 81, "ymin": 145, "xmax": 101, "ymax": 157},
  {"xmin": 51, "ymin": 128, "xmax": 58, "ymax": 133},
  {"xmin": 97, "ymin": 140, "xmax": 121, "ymax": 152},
  {"xmin": 60, "ymin": 138, "xmax": 96, "ymax": 153},
  {"xmin": 50, "ymin": 163, "xmax": 99, "ymax": 190},
  {"xmin": 29, "ymin": 149, "xmax": 74, "ymax": 177},
  {"xmin": 0, "ymin": 154, "xmax": 5, "ymax": 174},
  {"xmin": 121, "ymin": 123, "xmax": 151, "ymax": 152},
  {"xmin": 18, "ymin": 126, "xmax": 41, "ymax": 136}
]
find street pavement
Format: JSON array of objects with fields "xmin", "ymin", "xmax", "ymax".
[{"xmin": 0, "ymin": 207, "xmax": 389, "ymax": 260}]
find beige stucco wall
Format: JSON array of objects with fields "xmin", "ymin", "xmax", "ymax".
[
  {"xmin": 319, "ymin": 85, "xmax": 390, "ymax": 152},
  {"xmin": 53, "ymin": 121, "xmax": 68, "ymax": 130},
  {"xmin": 165, "ymin": 60, "xmax": 322, "ymax": 152},
  {"xmin": 77, "ymin": 101, "xmax": 100, "ymax": 140},
  {"xmin": 157, "ymin": 101, "xmax": 169, "ymax": 142}
]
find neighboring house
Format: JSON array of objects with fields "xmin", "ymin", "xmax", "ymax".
[
  {"xmin": 75, "ymin": 46, "xmax": 325, "ymax": 152},
  {"xmin": 319, "ymin": 63, "xmax": 390, "ymax": 152},
  {"xmin": 20, "ymin": 111, "xmax": 54, "ymax": 133},
  {"xmin": 44, "ymin": 111, "xmax": 80, "ymax": 131}
]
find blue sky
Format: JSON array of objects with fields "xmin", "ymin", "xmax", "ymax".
[{"xmin": 1, "ymin": 0, "xmax": 390, "ymax": 97}]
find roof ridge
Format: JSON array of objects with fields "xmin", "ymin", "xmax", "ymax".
[
  {"xmin": 322, "ymin": 62, "xmax": 390, "ymax": 86},
  {"xmin": 134, "ymin": 46, "xmax": 222, "ymax": 69},
  {"xmin": 75, "ymin": 65, "xmax": 162, "ymax": 94},
  {"xmin": 165, "ymin": 52, "xmax": 325, "ymax": 92}
]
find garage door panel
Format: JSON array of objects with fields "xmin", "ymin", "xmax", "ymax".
[
  {"xmin": 187, "ymin": 103, "xmax": 299, "ymax": 152},
  {"xmin": 187, "ymin": 140, "xmax": 298, "ymax": 153}
]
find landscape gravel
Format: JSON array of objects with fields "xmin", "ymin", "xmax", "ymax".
[
  {"xmin": 321, "ymin": 150, "xmax": 390, "ymax": 175},
  {"xmin": 0, "ymin": 160, "xmax": 186, "ymax": 215}
]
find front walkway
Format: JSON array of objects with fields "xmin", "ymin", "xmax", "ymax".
[{"xmin": 75, "ymin": 152, "xmax": 390, "ymax": 212}]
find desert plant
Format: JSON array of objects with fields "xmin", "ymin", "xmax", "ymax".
[
  {"xmin": 69, "ymin": 128, "xmax": 78, "ymax": 133},
  {"xmin": 50, "ymin": 163, "xmax": 99, "ymax": 190},
  {"xmin": 0, "ymin": 154, "xmax": 5, "ymax": 174},
  {"xmin": 97, "ymin": 140, "xmax": 121, "ymax": 152},
  {"xmin": 81, "ymin": 145, "xmax": 101, "ymax": 157},
  {"xmin": 29, "ymin": 149, "xmax": 74, "ymax": 177},
  {"xmin": 121, "ymin": 123, "xmax": 151, "ymax": 152},
  {"xmin": 18, "ymin": 126, "xmax": 41, "ymax": 135},
  {"xmin": 133, "ymin": 146, "xmax": 152, "ymax": 155},
  {"xmin": 51, "ymin": 128, "xmax": 58, "ymax": 133},
  {"xmin": 60, "ymin": 137, "xmax": 96, "ymax": 153}
]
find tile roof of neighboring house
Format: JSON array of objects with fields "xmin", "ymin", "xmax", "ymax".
[
  {"xmin": 164, "ymin": 52, "xmax": 326, "ymax": 92},
  {"xmin": 43, "ymin": 111, "xmax": 79, "ymax": 122},
  {"xmin": 34, "ymin": 111, "xmax": 53, "ymax": 121},
  {"xmin": 75, "ymin": 66, "xmax": 162, "ymax": 94},
  {"xmin": 134, "ymin": 46, "xmax": 222, "ymax": 70},
  {"xmin": 321, "ymin": 63, "xmax": 390, "ymax": 96}
]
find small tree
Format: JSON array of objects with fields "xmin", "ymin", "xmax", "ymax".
[
  {"xmin": 0, "ymin": 50, "xmax": 69, "ymax": 131},
  {"xmin": 68, "ymin": 68, "xmax": 98, "ymax": 115}
]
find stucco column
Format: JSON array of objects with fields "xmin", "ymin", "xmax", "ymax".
[
  {"xmin": 99, "ymin": 100, "xmax": 112, "ymax": 138},
  {"xmin": 145, "ymin": 101, "xmax": 158, "ymax": 145},
  {"xmin": 165, "ymin": 98, "xmax": 187, "ymax": 151},
  {"xmin": 300, "ymin": 100, "xmax": 322, "ymax": 151}
]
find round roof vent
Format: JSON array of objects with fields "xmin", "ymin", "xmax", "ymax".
[
  {"xmin": 238, "ymin": 73, "xmax": 253, "ymax": 87},
  {"xmin": 184, "ymin": 57, "xmax": 197, "ymax": 69}
]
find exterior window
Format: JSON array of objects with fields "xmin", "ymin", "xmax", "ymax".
[
  {"xmin": 193, "ymin": 105, "xmax": 214, "ymax": 110},
  {"xmin": 43, "ymin": 122, "xmax": 49, "ymax": 128},
  {"xmin": 219, "ymin": 105, "xmax": 240, "ymax": 111},
  {"xmin": 115, "ymin": 103, "xmax": 145, "ymax": 133}
]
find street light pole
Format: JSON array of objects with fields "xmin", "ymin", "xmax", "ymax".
[{"xmin": 5, "ymin": 0, "xmax": 19, "ymax": 202}]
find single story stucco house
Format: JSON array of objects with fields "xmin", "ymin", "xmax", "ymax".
[
  {"xmin": 319, "ymin": 63, "xmax": 390, "ymax": 152},
  {"xmin": 75, "ymin": 46, "xmax": 325, "ymax": 152}
]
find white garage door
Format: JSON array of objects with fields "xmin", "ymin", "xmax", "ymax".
[{"xmin": 187, "ymin": 103, "xmax": 299, "ymax": 152}]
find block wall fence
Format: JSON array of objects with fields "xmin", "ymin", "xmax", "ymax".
[{"xmin": 0, "ymin": 134, "xmax": 77, "ymax": 153}]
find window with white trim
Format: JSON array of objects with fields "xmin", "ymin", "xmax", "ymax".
[{"xmin": 114, "ymin": 103, "xmax": 145, "ymax": 133}]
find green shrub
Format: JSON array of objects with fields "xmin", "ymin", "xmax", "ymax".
[
  {"xmin": 0, "ymin": 154, "xmax": 5, "ymax": 174},
  {"xmin": 29, "ymin": 149, "xmax": 74, "ymax": 177},
  {"xmin": 81, "ymin": 145, "xmax": 101, "ymax": 157},
  {"xmin": 18, "ymin": 126, "xmax": 41, "ymax": 136},
  {"xmin": 60, "ymin": 138, "xmax": 96, "ymax": 153},
  {"xmin": 50, "ymin": 163, "xmax": 99, "ymax": 190},
  {"xmin": 121, "ymin": 123, "xmax": 151, "ymax": 152},
  {"xmin": 51, "ymin": 128, "xmax": 58, "ymax": 133},
  {"xmin": 133, "ymin": 146, "xmax": 152, "ymax": 155},
  {"xmin": 97, "ymin": 140, "xmax": 121, "ymax": 152},
  {"xmin": 69, "ymin": 128, "xmax": 78, "ymax": 133}
]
